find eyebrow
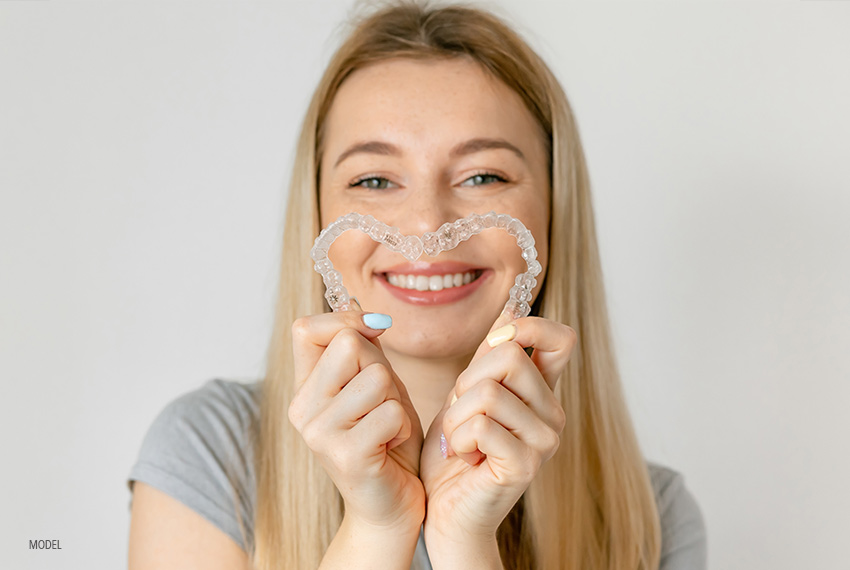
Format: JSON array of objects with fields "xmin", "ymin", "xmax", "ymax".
[{"xmin": 333, "ymin": 137, "xmax": 526, "ymax": 168}]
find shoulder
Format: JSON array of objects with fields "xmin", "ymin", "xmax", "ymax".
[
  {"xmin": 161, "ymin": 378, "xmax": 261, "ymax": 430},
  {"xmin": 646, "ymin": 461, "xmax": 708, "ymax": 570},
  {"xmin": 128, "ymin": 378, "xmax": 263, "ymax": 552},
  {"xmin": 133, "ymin": 378, "xmax": 261, "ymax": 469}
]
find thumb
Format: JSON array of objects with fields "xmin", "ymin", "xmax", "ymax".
[
  {"xmin": 442, "ymin": 308, "xmax": 515, "ymax": 406},
  {"xmin": 442, "ymin": 307, "xmax": 515, "ymax": 419},
  {"xmin": 471, "ymin": 309, "xmax": 516, "ymax": 362},
  {"xmin": 438, "ymin": 308, "xmax": 516, "ymax": 460},
  {"xmin": 469, "ymin": 307, "xmax": 516, "ymax": 365}
]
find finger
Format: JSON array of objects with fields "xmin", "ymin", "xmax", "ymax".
[
  {"xmin": 288, "ymin": 329, "xmax": 391, "ymax": 430},
  {"xmin": 443, "ymin": 378, "xmax": 560, "ymax": 458},
  {"xmin": 321, "ymin": 362, "xmax": 402, "ymax": 430},
  {"xmin": 291, "ymin": 310, "xmax": 393, "ymax": 384},
  {"xmin": 454, "ymin": 342, "xmax": 566, "ymax": 433},
  {"xmin": 519, "ymin": 319, "xmax": 577, "ymax": 390},
  {"xmin": 469, "ymin": 308, "xmax": 514, "ymax": 364},
  {"xmin": 349, "ymin": 398, "xmax": 410, "ymax": 452},
  {"xmin": 449, "ymin": 415, "xmax": 530, "ymax": 477},
  {"xmin": 470, "ymin": 316, "xmax": 577, "ymax": 390}
]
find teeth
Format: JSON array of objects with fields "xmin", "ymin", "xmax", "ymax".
[{"xmin": 387, "ymin": 271, "xmax": 479, "ymax": 291}]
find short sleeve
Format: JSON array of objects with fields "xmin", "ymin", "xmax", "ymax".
[
  {"xmin": 127, "ymin": 379, "xmax": 258, "ymax": 553},
  {"xmin": 650, "ymin": 464, "xmax": 708, "ymax": 570}
]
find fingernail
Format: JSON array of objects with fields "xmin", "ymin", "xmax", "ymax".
[
  {"xmin": 486, "ymin": 323, "xmax": 517, "ymax": 347},
  {"xmin": 362, "ymin": 312, "xmax": 392, "ymax": 330},
  {"xmin": 349, "ymin": 297, "xmax": 362, "ymax": 311},
  {"xmin": 450, "ymin": 393, "xmax": 457, "ymax": 407},
  {"xmin": 440, "ymin": 432, "xmax": 448, "ymax": 459}
]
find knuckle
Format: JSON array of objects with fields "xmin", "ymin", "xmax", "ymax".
[
  {"xmin": 502, "ymin": 339, "xmax": 527, "ymax": 361},
  {"xmin": 537, "ymin": 427, "xmax": 560, "ymax": 461},
  {"xmin": 545, "ymin": 428, "xmax": 561, "ymax": 456},
  {"xmin": 290, "ymin": 317, "xmax": 310, "ymax": 341},
  {"xmin": 563, "ymin": 325, "xmax": 578, "ymax": 347},
  {"xmin": 300, "ymin": 420, "xmax": 323, "ymax": 449},
  {"xmin": 380, "ymin": 398, "xmax": 405, "ymax": 424},
  {"xmin": 364, "ymin": 362, "xmax": 393, "ymax": 393},
  {"xmin": 553, "ymin": 405, "xmax": 567, "ymax": 433},
  {"xmin": 556, "ymin": 411, "xmax": 567, "ymax": 434},
  {"xmin": 470, "ymin": 414, "xmax": 490, "ymax": 437},
  {"xmin": 478, "ymin": 378, "xmax": 503, "ymax": 405},
  {"xmin": 442, "ymin": 409, "xmax": 457, "ymax": 432},
  {"xmin": 329, "ymin": 327, "xmax": 364, "ymax": 355},
  {"xmin": 287, "ymin": 399, "xmax": 304, "ymax": 430},
  {"xmin": 455, "ymin": 369, "xmax": 473, "ymax": 396}
]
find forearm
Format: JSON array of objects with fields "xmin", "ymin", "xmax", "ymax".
[{"xmin": 319, "ymin": 515, "xmax": 421, "ymax": 570}]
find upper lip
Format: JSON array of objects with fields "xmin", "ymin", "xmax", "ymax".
[{"xmin": 378, "ymin": 261, "xmax": 485, "ymax": 276}]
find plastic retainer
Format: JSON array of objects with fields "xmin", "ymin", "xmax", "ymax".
[{"xmin": 310, "ymin": 211, "xmax": 541, "ymax": 320}]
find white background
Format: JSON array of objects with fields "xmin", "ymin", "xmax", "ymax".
[{"xmin": 1, "ymin": 1, "xmax": 848, "ymax": 568}]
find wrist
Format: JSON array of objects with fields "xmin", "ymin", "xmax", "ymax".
[
  {"xmin": 321, "ymin": 515, "xmax": 421, "ymax": 570},
  {"xmin": 343, "ymin": 511, "xmax": 423, "ymax": 543},
  {"xmin": 423, "ymin": 524, "xmax": 502, "ymax": 570}
]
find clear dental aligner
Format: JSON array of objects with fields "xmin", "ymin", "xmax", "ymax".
[{"xmin": 310, "ymin": 211, "xmax": 541, "ymax": 320}]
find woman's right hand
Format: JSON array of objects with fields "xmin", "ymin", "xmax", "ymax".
[{"xmin": 288, "ymin": 310, "xmax": 425, "ymax": 535}]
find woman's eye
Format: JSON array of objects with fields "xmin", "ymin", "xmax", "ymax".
[
  {"xmin": 349, "ymin": 172, "xmax": 506, "ymax": 190},
  {"xmin": 349, "ymin": 176, "xmax": 394, "ymax": 190},
  {"xmin": 460, "ymin": 172, "xmax": 507, "ymax": 187}
]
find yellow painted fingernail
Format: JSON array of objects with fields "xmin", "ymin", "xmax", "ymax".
[
  {"xmin": 486, "ymin": 323, "xmax": 517, "ymax": 347},
  {"xmin": 450, "ymin": 393, "xmax": 458, "ymax": 406}
]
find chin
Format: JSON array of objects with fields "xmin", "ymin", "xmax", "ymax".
[{"xmin": 382, "ymin": 325, "xmax": 484, "ymax": 360}]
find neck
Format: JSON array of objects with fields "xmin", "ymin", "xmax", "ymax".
[{"xmin": 383, "ymin": 347, "xmax": 473, "ymax": 434}]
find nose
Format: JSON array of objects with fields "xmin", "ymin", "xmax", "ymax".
[{"xmin": 393, "ymin": 182, "xmax": 464, "ymax": 237}]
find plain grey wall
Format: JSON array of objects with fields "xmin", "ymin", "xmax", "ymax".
[{"xmin": 1, "ymin": 1, "xmax": 848, "ymax": 568}]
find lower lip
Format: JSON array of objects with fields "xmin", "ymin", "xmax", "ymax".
[{"xmin": 377, "ymin": 271, "xmax": 490, "ymax": 306}]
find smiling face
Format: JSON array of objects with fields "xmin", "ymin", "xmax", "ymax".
[{"xmin": 318, "ymin": 56, "xmax": 550, "ymax": 360}]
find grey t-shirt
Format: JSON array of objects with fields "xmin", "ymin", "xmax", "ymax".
[{"xmin": 127, "ymin": 379, "xmax": 707, "ymax": 569}]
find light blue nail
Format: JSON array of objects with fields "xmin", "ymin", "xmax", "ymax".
[{"xmin": 363, "ymin": 313, "xmax": 392, "ymax": 330}]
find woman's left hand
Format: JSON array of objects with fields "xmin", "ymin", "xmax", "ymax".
[{"xmin": 419, "ymin": 311, "xmax": 577, "ymax": 562}]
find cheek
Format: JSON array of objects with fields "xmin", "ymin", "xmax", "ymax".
[
  {"xmin": 318, "ymin": 191, "xmax": 340, "ymax": 229},
  {"xmin": 481, "ymin": 230, "xmax": 528, "ymax": 272},
  {"xmin": 326, "ymin": 232, "xmax": 375, "ymax": 273}
]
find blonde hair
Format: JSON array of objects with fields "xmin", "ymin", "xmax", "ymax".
[{"xmin": 249, "ymin": 1, "xmax": 661, "ymax": 568}]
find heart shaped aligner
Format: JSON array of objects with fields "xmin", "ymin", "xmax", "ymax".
[{"xmin": 311, "ymin": 211, "xmax": 540, "ymax": 319}]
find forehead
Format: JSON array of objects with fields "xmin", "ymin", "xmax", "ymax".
[{"xmin": 322, "ymin": 56, "xmax": 544, "ymax": 161}]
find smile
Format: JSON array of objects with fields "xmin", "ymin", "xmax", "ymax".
[
  {"xmin": 384, "ymin": 270, "xmax": 484, "ymax": 291},
  {"xmin": 376, "ymin": 265, "xmax": 490, "ymax": 306}
]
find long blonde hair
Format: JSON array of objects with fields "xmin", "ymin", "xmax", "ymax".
[{"xmin": 250, "ymin": 1, "xmax": 661, "ymax": 568}]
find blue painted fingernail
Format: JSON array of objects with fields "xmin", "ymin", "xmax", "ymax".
[{"xmin": 363, "ymin": 312, "xmax": 392, "ymax": 330}]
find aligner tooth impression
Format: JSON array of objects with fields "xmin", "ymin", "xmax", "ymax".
[{"xmin": 311, "ymin": 211, "xmax": 540, "ymax": 320}]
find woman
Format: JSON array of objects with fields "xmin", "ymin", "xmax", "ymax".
[{"xmin": 127, "ymin": 1, "xmax": 707, "ymax": 569}]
